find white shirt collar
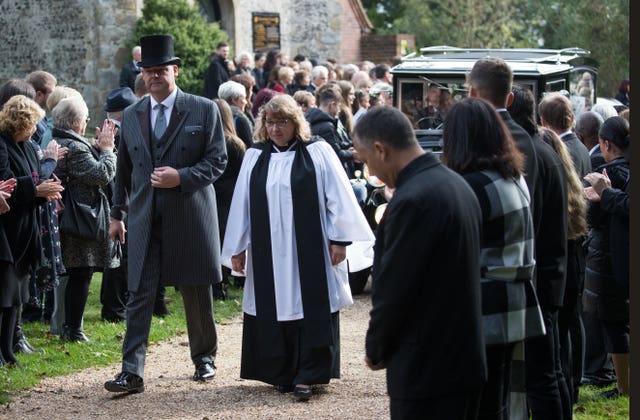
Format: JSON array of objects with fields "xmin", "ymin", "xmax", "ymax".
[
  {"xmin": 559, "ymin": 130, "xmax": 573, "ymax": 139},
  {"xmin": 150, "ymin": 88, "xmax": 178, "ymax": 129},
  {"xmin": 150, "ymin": 88, "xmax": 178, "ymax": 111}
]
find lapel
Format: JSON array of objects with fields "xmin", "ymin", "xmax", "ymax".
[
  {"xmin": 158, "ymin": 89, "xmax": 189, "ymax": 159},
  {"xmin": 136, "ymin": 97, "xmax": 152, "ymax": 154},
  {"xmin": 4, "ymin": 137, "xmax": 33, "ymax": 177}
]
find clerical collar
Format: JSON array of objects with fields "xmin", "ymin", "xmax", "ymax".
[{"xmin": 272, "ymin": 139, "xmax": 298, "ymax": 152}]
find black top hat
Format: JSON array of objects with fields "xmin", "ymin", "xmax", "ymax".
[
  {"xmin": 104, "ymin": 87, "xmax": 137, "ymax": 112},
  {"xmin": 138, "ymin": 34, "xmax": 181, "ymax": 68}
]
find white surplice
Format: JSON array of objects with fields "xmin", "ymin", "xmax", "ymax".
[{"xmin": 221, "ymin": 140, "xmax": 375, "ymax": 321}]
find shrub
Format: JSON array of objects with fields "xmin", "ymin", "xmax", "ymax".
[{"xmin": 129, "ymin": 0, "xmax": 228, "ymax": 95}]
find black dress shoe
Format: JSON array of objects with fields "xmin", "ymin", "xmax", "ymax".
[
  {"xmin": 61, "ymin": 326, "xmax": 90, "ymax": 343},
  {"xmin": 104, "ymin": 372, "xmax": 144, "ymax": 393},
  {"xmin": 293, "ymin": 385, "xmax": 312, "ymax": 401},
  {"xmin": 193, "ymin": 362, "xmax": 216, "ymax": 381},
  {"xmin": 14, "ymin": 337, "xmax": 44, "ymax": 354},
  {"xmin": 274, "ymin": 384, "xmax": 294, "ymax": 393}
]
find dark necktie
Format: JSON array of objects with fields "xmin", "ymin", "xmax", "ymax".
[{"xmin": 154, "ymin": 103, "xmax": 167, "ymax": 140}]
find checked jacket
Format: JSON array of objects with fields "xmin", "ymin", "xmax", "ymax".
[{"xmin": 463, "ymin": 170, "xmax": 545, "ymax": 346}]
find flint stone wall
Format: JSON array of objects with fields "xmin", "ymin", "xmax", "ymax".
[{"xmin": 0, "ymin": 0, "xmax": 141, "ymax": 123}]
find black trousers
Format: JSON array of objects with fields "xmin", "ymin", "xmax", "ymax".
[
  {"xmin": 390, "ymin": 389, "xmax": 481, "ymax": 420},
  {"xmin": 525, "ymin": 307, "xmax": 571, "ymax": 420},
  {"xmin": 64, "ymin": 267, "xmax": 94, "ymax": 329},
  {"xmin": 478, "ymin": 343, "xmax": 516, "ymax": 420}
]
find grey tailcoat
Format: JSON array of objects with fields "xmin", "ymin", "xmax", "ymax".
[{"xmin": 111, "ymin": 88, "xmax": 228, "ymax": 292}]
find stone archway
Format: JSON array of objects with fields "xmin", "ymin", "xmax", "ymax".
[{"xmin": 198, "ymin": 0, "xmax": 235, "ymax": 47}]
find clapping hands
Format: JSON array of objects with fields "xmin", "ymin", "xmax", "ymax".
[{"xmin": 95, "ymin": 119, "xmax": 118, "ymax": 152}]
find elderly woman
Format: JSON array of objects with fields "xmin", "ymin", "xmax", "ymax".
[
  {"xmin": 0, "ymin": 95, "xmax": 64, "ymax": 365},
  {"xmin": 442, "ymin": 97, "xmax": 544, "ymax": 419},
  {"xmin": 218, "ymin": 80, "xmax": 254, "ymax": 148},
  {"xmin": 51, "ymin": 96, "xmax": 117, "ymax": 342},
  {"xmin": 222, "ymin": 95, "xmax": 374, "ymax": 401}
]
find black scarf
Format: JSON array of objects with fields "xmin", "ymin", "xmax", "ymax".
[{"xmin": 249, "ymin": 139, "xmax": 333, "ymax": 357}]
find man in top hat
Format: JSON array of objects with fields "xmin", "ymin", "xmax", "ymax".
[
  {"xmin": 104, "ymin": 34, "xmax": 227, "ymax": 393},
  {"xmin": 101, "ymin": 87, "xmax": 170, "ymax": 322}
]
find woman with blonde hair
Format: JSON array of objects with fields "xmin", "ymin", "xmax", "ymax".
[
  {"xmin": 222, "ymin": 95, "xmax": 373, "ymax": 401},
  {"xmin": 0, "ymin": 95, "xmax": 64, "ymax": 365},
  {"xmin": 212, "ymin": 99, "xmax": 246, "ymax": 296},
  {"xmin": 539, "ymin": 128, "xmax": 588, "ymax": 240}
]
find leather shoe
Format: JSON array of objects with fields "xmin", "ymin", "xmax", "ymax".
[
  {"xmin": 193, "ymin": 362, "xmax": 216, "ymax": 381},
  {"xmin": 61, "ymin": 326, "xmax": 90, "ymax": 343},
  {"xmin": 104, "ymin": 372, "xmax": 144, "ymax": 393},
  {"xmin": 293, "ymin": 385, "xmax": 312, "ymax": 401},
  {"xmin": 14, "ymin": 337, "xmax": 44, "ymax": 354},
  {"xmin": 274, "ymin": 384, "xmax": 294, "ymax": 393}
]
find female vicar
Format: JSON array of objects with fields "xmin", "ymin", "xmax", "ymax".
[{"xmin": 222, "ymin": 95, "xmax": 374, "ymax": 401}]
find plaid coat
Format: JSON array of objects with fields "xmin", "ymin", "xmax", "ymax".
[{"xmin": 463, "ymin": 171, "xmax": 545, "ymax": 346}]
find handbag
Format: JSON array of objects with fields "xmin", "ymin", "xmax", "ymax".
[{"xmin": 59, "ymin": 183, "xmax": 108, "ymax": 241}]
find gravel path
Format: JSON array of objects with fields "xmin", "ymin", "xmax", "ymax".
[{"xmin": 1, "ymin": 290, "xmax": 389, "ymax": 419}]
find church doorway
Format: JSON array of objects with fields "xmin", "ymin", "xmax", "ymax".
[{"xmin": 198, "ymin": 0, "xmax": 235, "ymax": 46}]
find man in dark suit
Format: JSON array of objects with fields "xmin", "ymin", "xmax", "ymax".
[
  {"xmin": 469, "ymin": 58, "xmax": 570, "ymax": 419},
  {"xmin": 105, "ymin": 34, "xmax": 227, "ymax": 393},
  {"xmin": 119, "ymin": 46, "xmax": 142, "ymax": 91},
  {"xmin": 539, "ymin": 92, "xmax": 592, "ymax": 408},
  {"xmin": 202, "ymin": 42, "xmax": 230, "ymax": 99},
  {"xmin": 355, "ymin": 106, "xmax": 486, "ymax": 420}
]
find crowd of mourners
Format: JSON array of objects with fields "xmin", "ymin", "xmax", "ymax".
[{"xmin": 0, "ymin": 36, "xmax": 630, "ymax": 420}]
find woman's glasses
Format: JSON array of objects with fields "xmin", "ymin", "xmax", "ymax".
[{"xmin": 265, "ymin": 119, "xmax": 288, "ymax": 128}]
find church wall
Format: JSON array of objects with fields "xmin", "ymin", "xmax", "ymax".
[
  {"xmin": 0, "ymin": 0, "xmax": 141, "ymax": 124},
  {"xmin": 0, "ymin": 0, "xmax": 373, "ymax": 121}
]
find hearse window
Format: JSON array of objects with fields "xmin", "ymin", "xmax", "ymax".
[
  {"xmin": 570, "ymin": 69, "xmax": 596, "ymax": 115},
  {"xmin": 399, "ymin": 78, "xmax": 468, "ymax": 129}
]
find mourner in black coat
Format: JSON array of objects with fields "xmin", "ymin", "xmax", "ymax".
[{"xmin": 356, "ymin": 107, "xmax": 486, "ymax": 420}]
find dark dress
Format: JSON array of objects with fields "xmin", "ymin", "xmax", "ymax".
[{"xmin": 0, "ymin": 132, "xmax": 42, "ymax": 307}]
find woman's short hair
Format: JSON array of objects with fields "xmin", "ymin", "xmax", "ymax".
[
  {"xmin": 254, "ymin": 95, "xmax": 311, "ymax": 143},
  {"xmin": 46, "ymin": 86, "xmax": 82, "ymax": 113},
  {"xmin": 0, "ymin": 95, "xmax": 45, "ymax": 136},
  {"xmin": 277, "ymin": 66, "xmax": 294, "ymax": 81},
  {"xmin": 293, "ymin": 91, "xmax": 315, "ymax": 108},
  {"xmin": 52, "ymin": 96, "xmax": 88, "ymax": 131},
  {"xmin": 218, "ymin": 80, "xmax": 247, "ymax": 103},
  {"xmin": 251, "ymin": 88, "xmax": 280, "ymax": 118},
  {"xmin": 442, "ymin": 97, "xmax": 523, "ymax": 178}
]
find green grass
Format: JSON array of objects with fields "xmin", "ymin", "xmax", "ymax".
[
  {"xmin": 0, "ymin": 276, "xmax": 630, "ymax": 419},
  {"xmin": 574, "ymin": 384, "xmax": 630, "ymax": 419},
  {"xmin": 0, "ymin": 273, "xmax": 242, "ymax": 404}
]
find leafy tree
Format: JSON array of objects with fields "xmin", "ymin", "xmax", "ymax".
[
  {"xmin": 362, "ymin": 0, "xmax": 629, "ymax": 97},
  {"xmin": 530, "ymin": 0, "xmax": 629, "ymax": 96},
  {"xmin": 130, "ymin": 0, "xmax": 228, "ymax": 95},
  {"xmin": 361, "ymin": 0, "xmax": 408, "ymax": 31}
]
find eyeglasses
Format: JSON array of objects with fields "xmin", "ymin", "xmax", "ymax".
[{"xmin": 265, "ymin": 119, "xmax": 288, "ymax": 128}]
